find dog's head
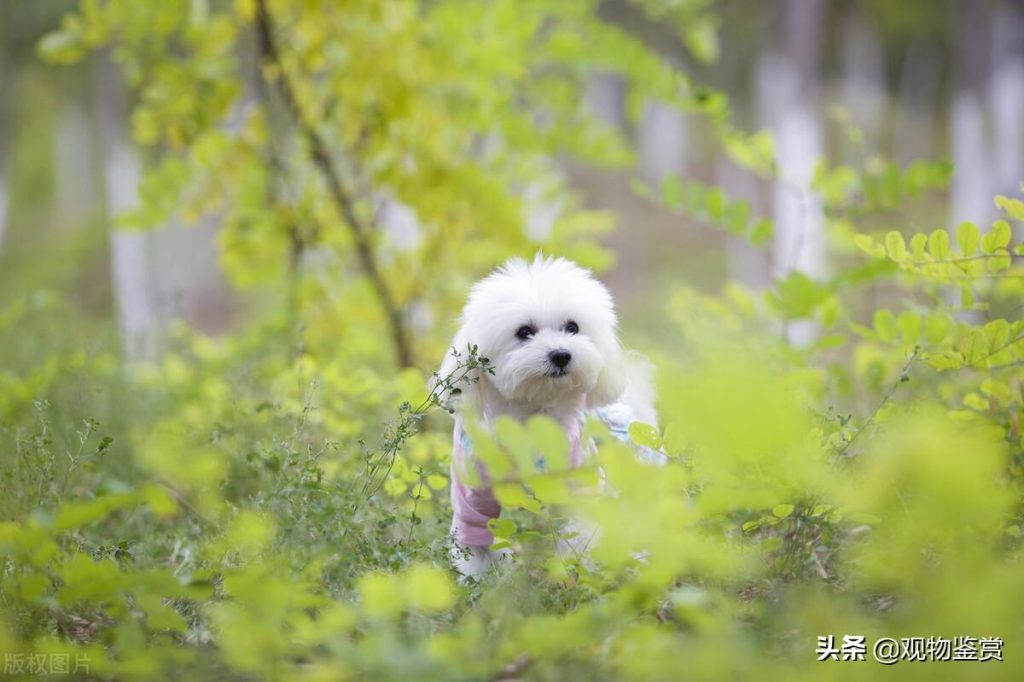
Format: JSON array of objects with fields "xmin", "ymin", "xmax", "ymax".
[{"xmin": 434, "ymin": 255, "xmax": 626, "ymax": 414}]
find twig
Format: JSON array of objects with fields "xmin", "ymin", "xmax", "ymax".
[
  {"xmin": 341, "ymin": 349, "xmax": 491, "ymax": 538},
  {"xmin": 836, "ymin": 346, "xmax": 919, "ymax": 457},
  {"xmin": 900, "ymin": 253, "xmax": 1024, "ymax": 266},
  {"xmin": 158, "ymin": 483, "xmax": 216, "ymax": 528},
  {"xmin": 406, "ymin": 468, "xmax": 425, "ymax": 544},
  {"xmin": 254, "ymin": 0, "xmax": 414, "ymax": 367}
]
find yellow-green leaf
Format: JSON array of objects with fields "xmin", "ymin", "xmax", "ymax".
[{"xmin": 956, "ymin": 222, "xmax": 980, "ymax": 256}]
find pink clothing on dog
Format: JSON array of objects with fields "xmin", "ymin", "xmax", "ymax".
[
  {"xmin": 449, "ymin": 414, "xmax": 585, "ymax": 547},
  {"xmin": 449, "ymin": 404, "xmax": 658, "ymax": 547}
]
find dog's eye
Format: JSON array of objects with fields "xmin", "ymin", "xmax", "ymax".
[
  {"xmin": 564, "ymin": 321, "xmax": 579, "ymax": 334},
  {"xmin": 516, "ymin": 325, "xmax": 536, "ymax": 341}
]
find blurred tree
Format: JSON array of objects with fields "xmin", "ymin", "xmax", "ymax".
[
  {"xmin": 764, "ymin": 0, "xmax": 829, "ymax": 345},
  {"xmin": 990, "ymin": 1, "xmax": 1024, "ymax": 204},
  {"xmin": 38, "ymin": 0, "xmax": 731, "ymax": 369},
  {"xmin": 949, "ymin": 0, "xmax": 995, "ymax": 231},
  {"xmin": 0, "ymin": 50, "xmax": 9, "ymax": 254},
  {"xmin": 0, "ymin": 1, "xmax": 78, "ymax": 255}
]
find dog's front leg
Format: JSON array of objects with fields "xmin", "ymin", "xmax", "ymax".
[
  {"xmin": 449, "ymin": 433, "xmax": 511, "ymax": 580},
  {"xmin": 449, "ymin": 541, "xmax": 513, "ymax": 581}
]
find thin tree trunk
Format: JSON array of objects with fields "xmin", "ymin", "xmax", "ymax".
[
  {"xmin": 0, "ymin": 52, "xmax": 10, "ymax": 254},
  {"xmin": 54, "ymin": 102, "xmax": 98, "ymax": 225},
  {"xmin": 893, "ymin": 38, "xmax": 942, "ymax": 164},
  {"xmin": 990, "ymin": 0, "xmax": 1024, "ymax": 214},
  {"xmin": 637, "ymin": 100, "xmax": 686, "ymax": 188},
  {"xmin": 839, "ymin": 9, "xmax": 885, "ymax": 159},
  {"xmin": 949, "ymin": 0, "xmax": 993, "ymax": 229},
  {"xmin": 585, "ymin": 71, "xmax": 626, "ymax": 132},
  {"xmin": 717, "ymin": 155, "xmax": 770, "ymax": 289},
  {"xmin": 96, "ymin": 51, "xmax": 156, "ymax": 361},
  {"xmin": 763, "ymin": 0, "xmax": 828, "ymax": 345},
  {"xmin": 255, "ymin": 0, "xmax": 414, "ymax": 367},
  {"xmin": 97, "ymin": 51, "xmax": 231, "ymax": 362}
]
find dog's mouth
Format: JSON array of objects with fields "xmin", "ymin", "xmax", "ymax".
[{"xmin": 545, "ymin": 368, "xmax": 570, "ymax": 378}]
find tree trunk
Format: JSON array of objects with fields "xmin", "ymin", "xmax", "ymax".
[
  {"xmin": 0, "ymin": 52, "xmax": 10, "ymax": 254},
  {"xmin": 949, "ymin": 0, "xmax": 993, "ymax": 229},
  {"xmin": 839, "ymin": 9, "xmax": 885, "ymax": 159},
  {"xmin": 763, "ymin": 0, "xmax": 828, "ymax": 345},
  {"xmin": 893, "ymin": 38, "xmax": 942, "ymax": 164},
  {"xmin": 96, "ymin": 51, "xmax": 231, "ymax": 362},
  {"xmin": 637, "ymin": 100, "xmax": 687, "ymax": 188},
  {"xmin": 717, "ymin": 155, "xmax": 771, "ymax": 289},
  {"xmin": 54, "ymin": 101, "xmax": 98, "ymax": 225},
  {"xmin": 989, "ymin": 0, "xmax": 1024, "ymax": 220}
]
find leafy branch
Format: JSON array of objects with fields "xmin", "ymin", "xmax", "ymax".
[
  {"xmin": 254, "ymin": 0, "xmax": 414, "ymax": 367},
  {"xmin": 835, "ymin": 346, "xmax": 920, "ymax": 458},
  {"xmin": 358, "ymin": 346, "xmax": 492, "ymax": 502}
]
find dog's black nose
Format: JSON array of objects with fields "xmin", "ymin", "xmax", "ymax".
[{"xmin": 548, "ymin": 349, "xmax": 572, "ymax": 369}]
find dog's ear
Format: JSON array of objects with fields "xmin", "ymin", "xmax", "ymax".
[
  {"xmin": 429, "ymin": 325, "xmax": 479, "ymax": 412},
  {"xmin": 586, "ymin": 342, "xmax": 627, "ymax": 409}
]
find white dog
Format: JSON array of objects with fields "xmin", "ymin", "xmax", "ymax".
[{"xmin": 433, "ymin": 255, "xmax": 658, "ymax": 579}]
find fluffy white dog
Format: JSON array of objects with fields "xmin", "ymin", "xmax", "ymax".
[{"xmin": 433, "ymin": 254, "xmax": 657, "ymax": 579}]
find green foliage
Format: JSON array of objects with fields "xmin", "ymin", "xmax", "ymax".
[
  {"xmin": 643, "ymin": 174, "xmax": 773, "ymax": 245},
  {"xmin": 3, "ymin": 0, "xmax": 1024, "ymax": 680}
]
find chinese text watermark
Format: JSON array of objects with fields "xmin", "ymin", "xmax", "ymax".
[
  {"xmin": 4, "ymin": 652, "xmax": 91, "ymax": 676},
  {"xmin": 816, "ymin": 635, "xmax": 1003, "ymax": 664}
]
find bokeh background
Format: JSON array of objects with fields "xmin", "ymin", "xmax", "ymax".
[
  {"xmin": 3, "ymin": 0, "xmax": 1022, "ymax": 359},
  {"xmin": 3, "ymin": 3, "xmax": 1024, "ymax": 679}
]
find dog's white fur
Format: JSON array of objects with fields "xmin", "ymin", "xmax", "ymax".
[{"xmin": 436, "ymin": 254, "xmax": 650, "ymax": 578}]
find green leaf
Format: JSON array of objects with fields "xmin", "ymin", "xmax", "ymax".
[
  {"xmin": 928, "ymin": 229, "xmax": 951, "ymax": 259},
  {"xmin": 660, "ymin": 175, "xmax": 684, "ymax": 211},
  {"xmin": 137, "ymin": 593, "xmax": 187, "ymax": 633},
  {"xmin": 961, "ymin": 284, "xmax": 974, "ymax": 309},
  {"xmin": 909, "ymin": 233, "xmax": 927, "ymax": 261},
  {"xmin": 772, "ymin": 504, "xmax": 794, "ymax": 519},
  {"xmin": 854, "ymin": 234, "xmax": 882, "ymax": 258},
  {"xmin": 884, "ymin": 231, "xmax": 907, "ymax": 261},
  {"xmin": 995, "ymin": 195, "xmax": 1024, "ymax": 221},
  {"xmin": 496, "ymin": 417, "xmax": 534, "ymax": 474},
  {"xmin": 18, "ymin": 574, "xmax": 50, "ymax": 602},
  {"xmin": 956, "ymin": 222, "xmax": 980, "ymax": 256},
  {"xmin": 922, "ymin": 350, "xmax": 966, "ymax": 371},
  {"xmin": 873, "ymin": 309, "xmax": 898, "ymax": 342},
  {"xmin": 897, "ymin": 311, "xmax": 921, "ymax": 345},
  {"xmin": 358, "ymin": 572, "xmax": 404, "ymax": 619},
  {"xmin": 683, "ymin": 18, "xmax": 719, "ymax": 64},
  {"xmin": 488, "ymin": 517, "xmax": 517, "ymax": 538},
  {"xmin": 705, "ymin": 187, "xmax": 727, "ymax": 220},
  {"xmin": 405, "ymin": 564, "xmax": 454, "ymax": 612},
  {"xmin": 981, "ymin": 220, "xmax": 1012, "ymax": 253},
  {"xmin": 987, "ymin": 251, "xmax": 1012, "ymax": 273},
  {"xmin": 495, "ymin": 481, "xmax": 543, "ymax": 510},
  {"xmin": 37, "ymin": 30, "xmax": 87, "ymax": 64},
  {"xmin": 465, "ymin": 422, "xmax": 510, "ymax": 481},
  {"xmin": 527, "ymin": 415, "xmax": 569, "ymax": 470},
  {"xmin": 54, "ymin": 493, "xmax": 138, "ymax": 532},
  {"xmin": 750, "ymin": 218, "xmax": 773, "ymax": 245},
  {"xmin": 768, "ymin": 272, "xmax": 830, "ymax": 319},
  {"xmin": 628, "ymin": 422, "xmax": 662, "ymax": 450},
  {"xmin": 924, "ymin": 314, "xmax": 951, "ymax": 344},
  {"xmin": 141, "ymin": 484, "xmax": 178, "ymax": 517},
  {"xmin": 852, "ymin": 234, "xmax": 873, "ymax": 253}
]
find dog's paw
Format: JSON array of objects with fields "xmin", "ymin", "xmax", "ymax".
[{"xmin": 450, "ymin": 543, "xmax": 513, "ymax": 582}]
